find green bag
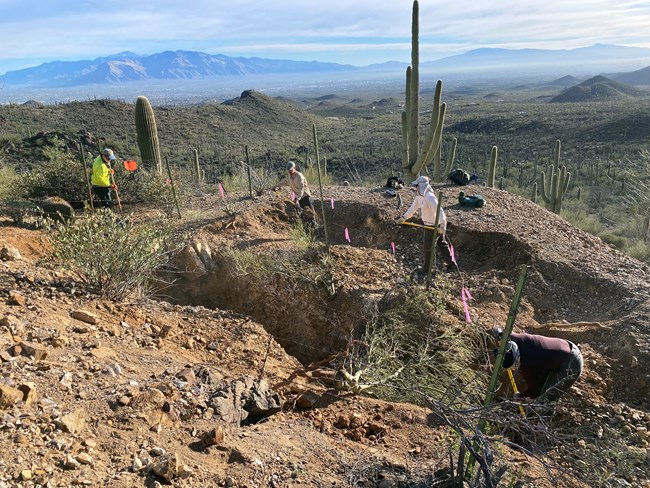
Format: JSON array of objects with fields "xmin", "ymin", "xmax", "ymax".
[{"xmin": 458, "ymin": 191, "xmax": 485, "ymax": 208}]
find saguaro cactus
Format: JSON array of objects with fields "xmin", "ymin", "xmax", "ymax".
[
  {"xmin": 135, "ymin": 96, "xmax": 163, "ymax": 176},
  {"xmin": 443, "ymin": 137, "xmax": 458, "ymax": 179},
  {"xmin": 487, "ymin": 146, "xmax": 498, "ymax": 188},
  {"xmin": 192, "ymin": 147, "xmax": 203, "ymax": 184},
  {"xmin": 540, "ymin": 140, "xmax": 571, "ymax": 214},
  {"xmin": 401, "ymin": 1, "xmax": 447, "ymax": 182}
]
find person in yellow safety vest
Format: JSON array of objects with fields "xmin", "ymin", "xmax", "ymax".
[{"xmin": 91, "ymin": 148, "xmax": 116, "ymax": 208}]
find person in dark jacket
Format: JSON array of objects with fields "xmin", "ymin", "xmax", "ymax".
[{"xmin": 496, "ymin": 331, "xmax": 583, "ymax": 402}]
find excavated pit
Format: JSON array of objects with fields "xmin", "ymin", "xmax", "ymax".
[
  {"xmin": 450, "ymin": 226, "xmax": 640, "ymax": 324},
  {"xmin": 159, "ymin": 195, "xmax": 644, "ymax": 372}
]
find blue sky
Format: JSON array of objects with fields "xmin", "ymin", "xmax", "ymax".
[{"xmin": 2, "ymin": 0, "xmax": 650, "ymax": 75}]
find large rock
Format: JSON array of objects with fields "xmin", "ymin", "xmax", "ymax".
[
  {"xmin": 0, "ymin": 246, "xmax": 22, "ymax": 261},
  {"xmin": 175, "ymin": 245, "xmax": 207, "ymax": 280},
  {"xmin": 151, "ymin": 452, "xmax": 179, "ymax": 482},
  {"xmin": 0, "ymin": 385, "xmax": 24, "ymax": 408},
  {"xmin": 57, "ymin": 408, "xmax": 86, "ymax": 434},
  {"xmin": 209, "ymin": 376, "xmax": 281, "ymax": 425},
  {"xmin": 39, "ymin": 196, "xmax": 74, "ymax": 222}
]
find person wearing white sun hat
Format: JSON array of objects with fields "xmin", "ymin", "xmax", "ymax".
[{"xmin": 398, "ymin": 176, "xmax": 456, "ymax": 274}]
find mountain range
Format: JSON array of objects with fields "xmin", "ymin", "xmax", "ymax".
[
  {"xmin": 2, "ymin": 44, "xmax": 650, "ymax": 88},
  {"xmin": 0, "ymin": 51, "xmax": 355, "ymax": 87}
]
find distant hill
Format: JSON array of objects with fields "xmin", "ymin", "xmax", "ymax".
[
  {"xmin": 548, "ymin": 75, "xmax": 583, "ymax": 87},
  {"xmin": 549, "ymin": 75, "xmax": 646, "ymax": 103},
  {"xmin": 422, "ymin": 44, "xmax": 650, "ymax": 78},
  {"xmin": 314, "ymin": 94, "xmax": 343, "ymax": 101},
  {"xmin": 612, "ymin": 66, "xmax": 650, "ymax": 86}
]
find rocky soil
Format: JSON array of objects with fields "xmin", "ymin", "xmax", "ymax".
[{"xmin": 1, "ymin": 183, "xmax": 650, "ymax": 487}]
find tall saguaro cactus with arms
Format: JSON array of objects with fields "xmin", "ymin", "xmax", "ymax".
[
  {"xmin": 135, "ymin": 96, "xmax": 163, "ymax": 177},
  {"xmin": 401, "ymin": 1, "xmax": 447, "ymax": 182},
  {"xmin": 540, "ymin": 140, "xmax": 571, "ymax": 214}
]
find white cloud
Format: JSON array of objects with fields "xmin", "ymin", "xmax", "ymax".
[{"xmin": 1, "ymin": 0, "xmax": 650, "ymax": 71}]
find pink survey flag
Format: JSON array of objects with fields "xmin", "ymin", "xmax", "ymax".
[
  {"xmin": 391, "ymin": 242, "xmax": 396, "ymax": 254},
  {"xmin": 461, "ymin": 287, "xmax": 473, "ymax": 323},
  {"xmin": 449, "ymin": 242, "xmax": 457, "ymax": 264},
  {"xmin": 330, "ymin": 197, "xmax": 334, "ymax": 209},
  {"xmin": 344, "ymin": 228, "xmax": 351, "ymax": 242},
  {"xmin": 219, "ymin": 182, "xmax": 225, "ymax": 199}
]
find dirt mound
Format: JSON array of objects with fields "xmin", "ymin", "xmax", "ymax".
[
  {"xmin": 161, "ymin": 184, "xmax": 650, "ymax": 408},
  {"xmin": 1, "ymin": 183, "xmax": 650, "ymax": 486}
]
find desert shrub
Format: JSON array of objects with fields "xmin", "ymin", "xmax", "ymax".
[
  {"xmin": 289, "ymin": 220, "xmax": 316, "ymax": 249},
  {"xmin": 623, "ymin": 241, "xmax": 650, "ymax": 262},
  {"xmin": 221, "ymin": 242, "xmax": 335, "ymax": 295},
  {"xmin": 221, "ymin": 247, "xmax": 275, "ymax": 279},
  {"xmin": 340, "ymin": 281, "xmax": 486, "ymax": 407},
  {"xmin": 599, "ymin": 231, "xmax": 627, "ymax": 250},
  {"xmin": 302, "ymin": 159, "xmax": 333, "ymax": 188},
  {"xmin": 15, "ymin": 141, "xmax": 192, "ymax": 211},
  {"xmin": 44, "ymin": 209, "xmax": 174, "ymax": 300},
  {"xmin": 0, "ymin": 166, "xmax": 22, "ymax": 200},
  {"xmin": 562, "ymin": 206, "xmax": 606, "ymax": 236},
  {"xmin": 112, "ymin": 167, "xmax": 176, "ymax": 206},
  {"xmin": 16, "ymin": 143, "xmax": 86, "ymax": 205}
]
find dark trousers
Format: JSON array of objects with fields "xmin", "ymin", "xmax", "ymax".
[
  {"xmin": 93, "ymin": 186, "xmax": 112, "ymax": 208},
  {"xmin": 423, "ymin": 228, "xmax": 454, "ymax": 272},
  {"xmin": 298, "ymin": 195, "xmax": 317, "ymax": 224},
  {"xmin": 298, "ymin": 195, "xmax": 314, "ymax": 211},
  {"xmin": 538, "ymin": 341, "xmax": 584, "ymax": 402}
]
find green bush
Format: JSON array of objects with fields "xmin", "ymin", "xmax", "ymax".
[
  {"xmin": 0, "ymin": 166, "xmax": 21, "ymax": 200},
  {"xmin": 221, "ymin": 247, "xmax": 275, "ymax": 279},
  {"xmin": 289, "ymin": 220, "xmax": 316, "ymax": 249},
  {"xmin": 112, "ymin": 166, "xmax": 176, "ymax": 206},
  {"xmin": 12, "ymin": 142, "xmax": 188, "ymax": 210},
  {"xmin": 16, "ymin": 142, "xmax": 86, "ymax": 204},
  {"xmin": 623, "ymin": 240, "xmax": 650, "ymax": 262},
  {"xmin": 599, "ymin": 231, "xmax": 627, "ymax": 250},
  {"xmin": 341, "ymin": 281, "xmax": 486, "ymax": 407},
  {"xmin": 44, "ymin": 209, "xmax": 173, "ymax": 300}
]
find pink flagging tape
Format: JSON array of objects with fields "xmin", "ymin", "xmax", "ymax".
[
  {"xmin": 165, "ymin": 179, "xmax": 171, "ymax": 186},
  {"xmin": 449, "ymin": 242, "xmax": 457, "ymax": 264},
  {"xmin": 331, "ymin": 197, "xmax": 335, "ymax": 209},
  {"xmin": 391, "ymin": 242, "xmax": 396, "ymax": 254},
  {"xmin": 461, "ymin": 287, "xmax": 473, "ymax": 323},
  {"xmin": 345, "ymin": 228, "xmax": 351, "ymax": 242},
  {"xmin": 291, "ymin": 192, "xmax": 295, "ymax": 201},
  {"xmin": 219, "ymin": 182, "xmax": 225, "ymax": 199}
]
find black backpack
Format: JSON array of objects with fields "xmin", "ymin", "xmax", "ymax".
[
  {"xmin": 385, "ymin": 176, "xmax": 405, "ymax": 189},
  {"xmin": 448, "ymin": 169, "xmax": 471, "ymax": 186}
]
